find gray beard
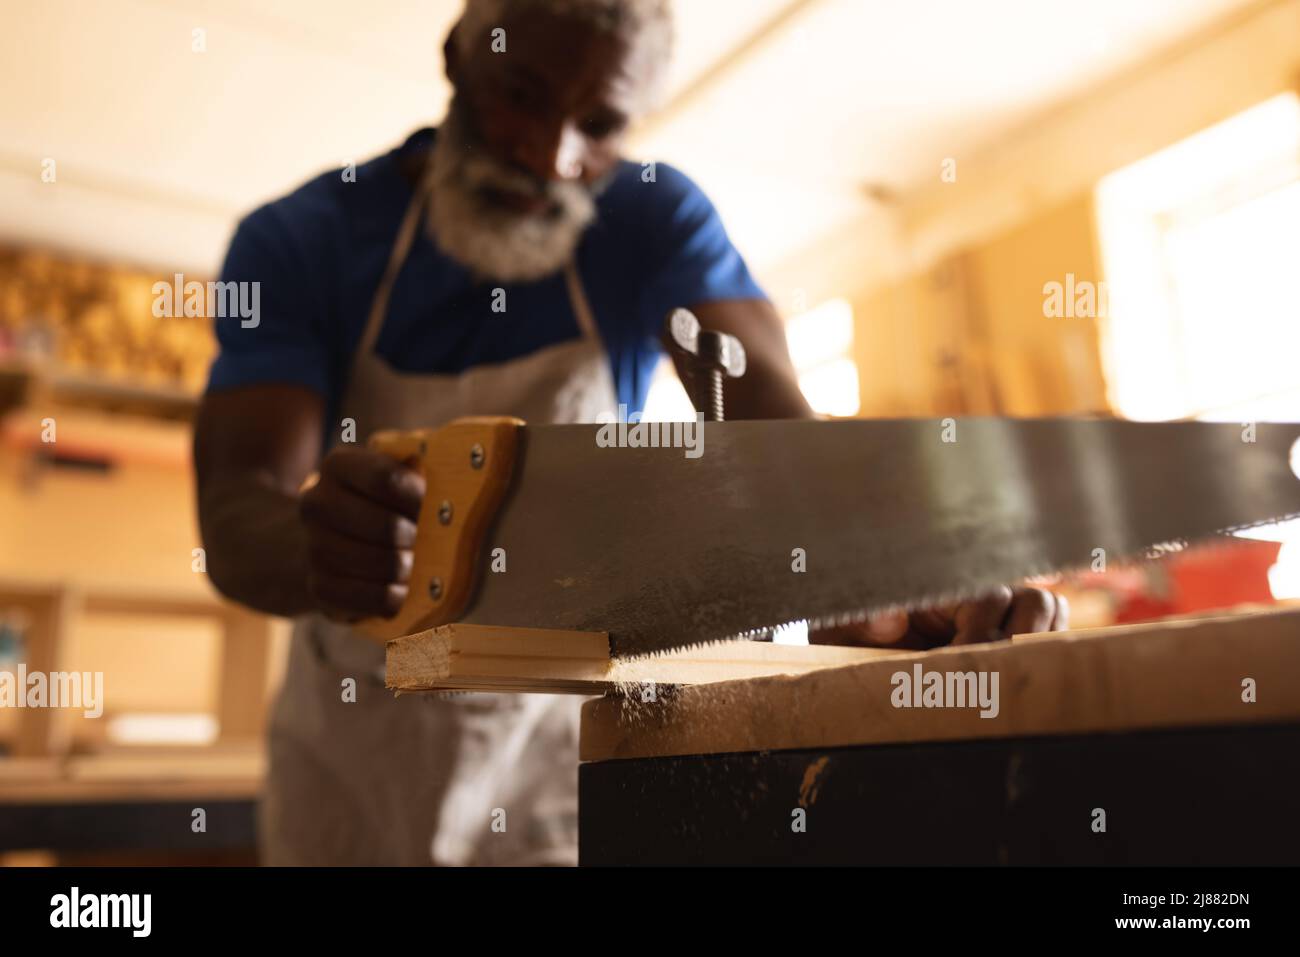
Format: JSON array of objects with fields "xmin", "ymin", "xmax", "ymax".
[{"xmin": 425, "ymin": 108, "xmax": 597, "ymax": 283}]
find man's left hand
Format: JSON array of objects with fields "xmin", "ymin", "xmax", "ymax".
[{"xmin": 809, "ymin": 585, "xmax": 1069, "ymax": 649}]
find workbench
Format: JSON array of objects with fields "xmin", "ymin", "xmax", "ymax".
[
  {"xmin": 0, "ymin": 748, "xmax": 262, "ymax": 863},
  {"xmin": 577, "ymin": 608, "xmax": 1300, "ymax": 865}
]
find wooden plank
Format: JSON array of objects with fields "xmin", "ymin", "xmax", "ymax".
[
  {"xmin": 385, "ymin": 623, "xmax": 900, "ymax": 695},
  {"xmin": 580, "ymin": 607, "xmax": 1300, "ymax": 761}
]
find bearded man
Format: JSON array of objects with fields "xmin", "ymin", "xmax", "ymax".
[{"xmin": 194, "ymin": 0, "xmax": 1066, "ymax": 866}]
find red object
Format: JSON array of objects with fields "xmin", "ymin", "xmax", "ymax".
[
  {"xmin": 1113, "ymin": 538, "xmax": 1281, "ymax": 623},
  {"xmin": 1168, "ymin": 539, "xmax": 1280, "ymax": 611}
]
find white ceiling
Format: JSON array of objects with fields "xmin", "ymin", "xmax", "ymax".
[{"xmin": 0, "ymin": 0, "xmax": 1259, "ymax": 277}]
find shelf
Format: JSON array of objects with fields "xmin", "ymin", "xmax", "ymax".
[{"xmin": 0, "ymin": 357, "xmax": 199, "ymax": 422}]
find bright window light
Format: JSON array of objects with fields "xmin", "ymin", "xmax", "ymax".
[
  {"xmin": 785, "ymin": 298, "xmax": 855, "ymax": 369},
  {"xmin": 798, "ymin": 357, "xmax": 861, "ymax": 417},
  {"xmin": 1269, "ymin": 541, "xmax": 1300, "ymax": 600},
  {"xmin": 641, "ymin": 357, "xmax": 696, "ymax": 422},
  {"xmin": 107, "ymin": 712, "xmax": 219, "ymax": 746},
  {"xmin": 1161, "ymin": 180, "xmax": 1300, "ymax": 420},
  {"xmin": 787, "ymin": 298, "xmax": 860, "ymax": 416},
  {"xmin": 1095, "ymin": 92, "xmax": 1300, "ymax": 422}
]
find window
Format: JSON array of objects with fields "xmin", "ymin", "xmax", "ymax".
[{"xmin": 1095, "ymin": 92, "xmax": 1300, "ymax": 423}]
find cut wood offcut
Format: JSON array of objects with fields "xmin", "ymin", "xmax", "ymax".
[{"xmin": 385, "ymin": 623, "xmax": 901, "ymax": 695}]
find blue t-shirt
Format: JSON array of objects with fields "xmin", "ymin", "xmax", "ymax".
[{"xmin": 206, "ymin": 128, "xmax": 765, "ymax": 420}]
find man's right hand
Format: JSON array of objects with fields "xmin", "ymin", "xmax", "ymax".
[{"xmin": 299, "ymin": 447, "xmax": 427, "ymax": 622}]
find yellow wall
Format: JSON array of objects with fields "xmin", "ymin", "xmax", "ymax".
[
  {"xmin": 963, "ymin": 195, "xmax": 1109, "ymax": 416},
  {"xmin": 849, "ymin": 196, "xmax": 1107, "ymax": 417}
]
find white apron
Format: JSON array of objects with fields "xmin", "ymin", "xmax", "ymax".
[{"xmin": 260, "ymin": 166, "xmax": 618, "ymax": 866}]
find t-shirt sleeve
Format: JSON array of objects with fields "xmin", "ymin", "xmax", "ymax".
[
  {"xmin": 638, "ymin": 164, "xmax": 767, "ymax": 330},
  {"xmin": 204, "ymin": 204, "xmax": 334, "ymax": 399}
]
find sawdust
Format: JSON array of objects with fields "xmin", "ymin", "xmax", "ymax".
[
  {"xmin": 603, "ymin": 654, "xmax": 679, "ymax": 720},
  {"xmin": 600, "ymin": 661, "xmax": 761, "ymax": 738},
  {"xmin": 604, "ymin": 669, "xmax": 682, "ymax": 727},
  {"xmin": 604, "ymin": 654, "xmax": 660, "ymax": 689}
]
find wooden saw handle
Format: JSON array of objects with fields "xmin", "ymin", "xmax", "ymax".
[{"xmin": 356, "ymin": 416, "xmax": 524, "ymax": 643}]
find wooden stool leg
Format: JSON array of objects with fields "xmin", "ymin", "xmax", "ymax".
[
  {"xmin": 12, "ymin": 588, "xmax": 80, "ymax": 758},
  {"xmin": 216, "ymin": 607, "xmax": 271, "ymax": 742}
]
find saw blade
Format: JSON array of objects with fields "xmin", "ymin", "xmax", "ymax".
[{"xmin": 457, "ymin": 419, "xmax": 1300, "ymax": 657}]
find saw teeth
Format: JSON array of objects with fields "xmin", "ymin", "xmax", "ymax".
[{"xmin": 607, "ymin": 508, "xmax": 1300, "ymax": 663}]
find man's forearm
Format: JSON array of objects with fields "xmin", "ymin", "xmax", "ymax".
[{"xmin": 198, "ymin": 473, "xmax": 316, "ymax": 618}]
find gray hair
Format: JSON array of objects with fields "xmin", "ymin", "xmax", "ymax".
[{"xmin": 453, "ymin": 0, "xmax": 674, "ymax": 112}]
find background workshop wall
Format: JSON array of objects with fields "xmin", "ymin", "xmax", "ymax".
[
  {"xmin": 746, "ymin": 0, "xmax": 1300, "ymax": 418},
  {"xmin": 1, "ymin": 0, "xmax": 1297, "ymax": 861}
]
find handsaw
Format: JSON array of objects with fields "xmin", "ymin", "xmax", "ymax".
[{"xmin": 359, "ymin": 416, "xmax": 1300, "ymax": 658}]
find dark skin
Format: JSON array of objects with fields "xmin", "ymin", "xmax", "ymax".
[{"xmin": 194, "ymin": 9, "xmax": 1066, "ymax": 645}]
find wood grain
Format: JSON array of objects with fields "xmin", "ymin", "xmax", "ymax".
[
  {"xmin": 385, "ymin": 623, "xmax": 900, "ymax": 694},
  {"xmin": 579, "ymin": 607, "xmax": 1300, "ymax": 761}
]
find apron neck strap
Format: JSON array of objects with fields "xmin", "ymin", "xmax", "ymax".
[
  {"xmin": 563, "ymin": 259, "xmax": 601, "ymax": 342},
  {"xmin": 356, "ymin": 164, "xmax": 434, "ymax": 360}
]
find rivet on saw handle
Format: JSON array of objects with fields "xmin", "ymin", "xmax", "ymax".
[{"xmin": 357, "ymin": 416, "xmax": 524, "ymax": 643}]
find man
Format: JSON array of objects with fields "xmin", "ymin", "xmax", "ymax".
[{"xmin": 195, "ymin": 0, "xmax": 1066, "ymax": 865}]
